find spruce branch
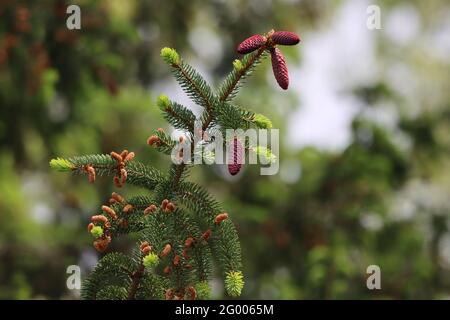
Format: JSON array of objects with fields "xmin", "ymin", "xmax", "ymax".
[
  {"xmin": 127, "ymin": 263, "xmax": 145, "ymax": 300},
  {"xmin": 50, "ymin": 154, "xmax": 164, "ymax": 191},
  {"xmin": 217, "ymin": 45, "xmax": 268, "ymax": 103},
  {"xmin": 97, "ymin": 285, "xmax": 129, "ymax": 300},
  {"xmin": 81, "ymin": 252, "xmax": 135, "ymax": 299},
  {"xmin": 161, "ymin": 48, "xmax": 216, "ymax": 113},
  {"xmin": 51, "ymin": 29, "xmax": 300, "ymax": 300},
  {"xmin": 202, "ymin": 44, "xmax": 268, "ymax": 131},
  {"xmin": 176, "ymin": 182, "xmax": 242, "ymax": 279},
  {"xmin": 157, "ymin": 94, "xmax": 196, "ymax": 134}
]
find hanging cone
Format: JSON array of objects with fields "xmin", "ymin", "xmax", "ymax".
[
  {"xmin": 228, "ymin": 137, "xmax": 243, "ymax": 175},
  {"xmin": 270, "ymin": 47, "xmax": 289, "ymax": 90}
]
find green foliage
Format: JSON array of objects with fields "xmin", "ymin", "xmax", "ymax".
[
  {"xmin": 161, "ymin": 100, "xmax": 196, "ymax": 133},
  {"xmin": 160, "ymin": 47, "xmax": 180, "ymax": 65},
  {"xmin": 252, "ymin": 113, "xmax": 273, "ymax": 129},
  {"xmin": 49, "ymin": 36, "xmax": 280, "ymax": 300},
  {"xmin": 82, "ymin": 253, "xmax": 135, "ymax": 300},
  {"xmin": 152, "ymin": 130, "xmax": 177, "ymax": 155},
  {"xmin": 214, "ymin": 102, "xmax": 253, "ymax": 130},
  {"xmin": 156, "ymin": 94, "xmax": 171, "ymax": 111},
  {"xmin": 162, "ymin": 51, "xmax": 216, "ymax": 113},
  {"xmin": 218, "ymin": 48, "xmax": 268, "ymax": 101},
  {"xmin": 90, "ymin": 226, "xmax": 104, "ymax": 238},
  {"xmin": 143, "ymin": 253, "xmax": 160, "ymax": 269},
  {"xmin": 233, "ymin": 59, "xmax": 244, "ymax": 72},
  {"xmin": 253, "ymin": 146, "xmax": 277, "ymax": 164},
  {"xmin": 195, "ymin": 281, "xmax": 211, "ymax": 300},
  {"xmin": 225, "ymin": 271, "xmax": 245, "ymax": 297},
  {"xmin": 49, "ymin": 158, "xmax": 74, "ymax": 172},
  {"xmin": 2, "ymin": 0, "xmax": 450, "ymax": 301}
]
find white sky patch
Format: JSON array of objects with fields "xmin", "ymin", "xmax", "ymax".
[
  {"xmin": 30, "ymin": 202, "xmax": 53, "ymax": 224},
  {"xmin": 280, "ymin": 159, "xmax": 302, "ymax": 184},
  {"xmin": 384, "ymin": 4, "xmax": 421, "ymax": 47},
  {"xmin": 439, "ymin": 234, "xmax": 450, "ymax": 267},
  {"xmin": 287, "ymin": 0, "xmax": 379, "ymax": 151},
  {"xmin": 426, "ymin": 9, "xmax": 450, "ymax": 61},
  {"xmin": 188, "ymin": 26, "xmax": 224, "ymax": 69}
]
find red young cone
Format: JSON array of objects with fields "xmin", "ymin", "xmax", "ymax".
[
  {"xmin": 214, "ymin": 212, "xmax": 229, "ymax": 224},
  {"xmin": 237, "ymin": 34, "xmax": 266, "ymax": 54},
  {"xmin": 270, "ymin": 47, "xmax": 289, "ymax": 90},
  {"xmin": 271, "ymin": 31, "xmax": 300, "ymax": 45},
  {"xmin": 228, "ymin": 137, "xmax": 243, "ymax": 175}
]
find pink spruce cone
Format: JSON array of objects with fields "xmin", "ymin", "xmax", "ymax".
[
  {"xmin": 228, "ymin": 137, "xmax": 243, "ymax": 176},
  {"xmin": 270, "ymin": 47, "xmax": 289, "ymax": 90},
  {"xmin": 271, "ymin": 31, "xmax": 300, "ymax": 46},
  {"xmin": 237, "ymin": 34, "xmax": 266, "ymax": 54}
]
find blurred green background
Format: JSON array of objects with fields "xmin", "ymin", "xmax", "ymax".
[{"xmin": 1, "ymin": 0, "xmax": 450, "ymax": 299}]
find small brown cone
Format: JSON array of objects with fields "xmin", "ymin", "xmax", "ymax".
[
  {"xmin": 164, "ymin": 266, "xmax": 171, "ymax": 275},
  {"xmin": 161, "ymin": 199, "xmax": 169, "ymax": 210},
  {"xmin": 140, "ymin": 241, "xmax": 150, "ymax": 251},
  {"xmin": 184, "ymin": 237, "xmax": 194, "ymax": 248},
  {"xmin": 110, "ymin": 151, "xmax": 122, "ymax": 163},
  {"xmin": 93, "ymin": 236, "xmax": 111, "ymax": 252},
  {"xmin": 111, "ymin": 192, "xmax": 124, "ymax": 203},
  {"xmin": 214, "ymin": 212, "xmax": 229, "ymax": 224},
  {"xmin": 173, "ymin": 255, "xmax": 181, "ymax": 266},
  {"xmin": 101, "ymin": 205, "xmax": 117, "ymax": 220},
  {"xmin": 141, "ymin": 245, "xmax": 152, "ymax": 255},
  {"xmin": 144, "ymin": 204, "xmax": 157, "ymax": 215},
  {"xmin": 160, "ymin": 244, "xmax": 172, "ymax": 257},
  {"xmin": 147, "ymin": 135, "xmax": 160, "ymax": 147},
  {"xmin": 122, "ymin": 204, "xmax": 133, "ymax": 214},
  {"xmin": 186, "ymin": 286, "xmax": 197, "ymax": 300},
  {"xmin": 201, "ymin": 229, "xmax": 212, "ymax": 241}
]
